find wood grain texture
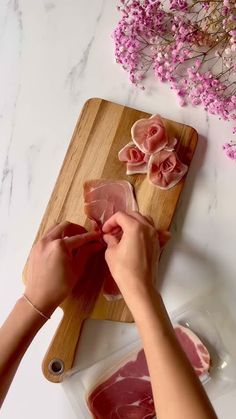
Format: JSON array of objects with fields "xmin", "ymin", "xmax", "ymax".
[{"xmin": 23, "ymin": 98, "xmax": 198, "ymax": 382}]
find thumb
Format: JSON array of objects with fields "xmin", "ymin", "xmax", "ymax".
[
  {"xmin": 103, "ymin": 233, "xmax": 119, "ymax": 248},
  {"xmin": 63, "ymin": 231, "xmax": 101, "ymax": 252}
]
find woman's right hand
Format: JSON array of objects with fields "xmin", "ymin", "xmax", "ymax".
[{"xmin": 102, "ymin": 211, "xmax": 169, "ymax": 309}]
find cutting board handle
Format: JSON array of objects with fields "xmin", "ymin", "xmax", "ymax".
[
  {"xmin": 42, "ymin": 299, "xmax": 85, "ymax": 383},
  {"xmin": 42, "ymin": 250, "xmax": 106, "ymax": 383}
]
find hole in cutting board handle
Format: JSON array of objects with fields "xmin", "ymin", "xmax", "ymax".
[{"xmin": 48, "ymin": 358, "xmax": 64, "ymax": 375}]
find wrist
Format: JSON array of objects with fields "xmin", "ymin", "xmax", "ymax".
[
  {"xmin": 131, "ymin": 291, "xmax": 174, "ymax": 340},
  {"xmin": 24, "ymin": 288, "xmax": 57, "ymax": 319},
  {"xmin": 17, "ymin": 297, "xmax": 49, "ymax": 328},
  {"xmin": 23, "ymin": 294, "xmax": 53, "ymax": 321},
  {"xmin": 22, "ymin": 292, "xmax": 56, "ymax": 320},
  {"xmin": 123, "ymin": 280, "xmax": 160, "ymax": 314}
]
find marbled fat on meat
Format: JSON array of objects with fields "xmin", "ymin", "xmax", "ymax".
[
  {"xmin": 87, "ymin": 350, "xmax": 155, "ymax": 419},
  {"xmin": 174, "ymin": 324, "xmax": 210, "ymax": 377},
  {"xmin": 87, "ymin": 325, "xmax": 210, "ymax": 418}
]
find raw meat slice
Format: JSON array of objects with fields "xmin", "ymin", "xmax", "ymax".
[
  {"xmin": 148, "ymin": 150, "xmax": 188, "ymax": 190},
  {"xmin": 87, "ymin": 349, "xmax": 154, "ymax": 419},
  {"xmin": 84, "ymin": 200, "xmax": 114, "ymax": 227},
  {"xmin": 131, "ymin": 114, "xmax": 168, "ymax": 154},
  {"xmin": 84, "ymin": 179, "xmax": 138, "ymax": 227},
  {"xmin": 87, "ymin": 325, "xmax": 210, "ymax": 419},
  {"xmin": 118, "ymin": 141, "xmax": 150, "ymax": 175},
  {"xmin": 84, "ymin": 179, "xmax": 138, "ymax": 300},
  {"xmin": 164, "ymin": 137, "xmax": 178, "ymax": 151},
  {"xmin": 174, "ymin": 324, "xmax": 210, "ymax": 377}
]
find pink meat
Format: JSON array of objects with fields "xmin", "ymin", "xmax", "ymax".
[
  {"xmin": 148, "ymin": 150, "xmax": 188, "ymax": 190},
  {"xmin": 174, "ymin": 324, "xmax": 210, "ymax": 377},
  {"xmin": 84, "ymin": 179, "xmax": 138, "ymax": 226},
  {"xmin": 118, "ymin": 142, "xmax": 150, "ymax": 175},
  {"xmin": 87, "ymin": 325, "xmax": 210, "ymax": 418},
  {"xmin": 87, "ymin": 349, "xmax": 154, "ymax": 419},
  {"xmin": 83, "ymin": 179, "xmax": 138, "ymax": 300},
  {"xmin": 131, "ymin": 114, "xmax": 168, "ymax": 154}
]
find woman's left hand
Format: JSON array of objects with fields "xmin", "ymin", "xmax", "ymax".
[{"xmin": 24, "ymin": 221, "xmax": 101, "ymax": 316}]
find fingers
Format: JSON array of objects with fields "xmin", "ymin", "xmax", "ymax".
[
  {"xmin": 44, "ymin": 221, "xmax": 71, "ymax": 240},
  {"xmin": 44, "ymin": 221, "xmax": 87, "ymax": 240},
  {"xmin": 102, "ymin": 211, "xmax": 134, "ymax": 233},
  {"xmin": 64, "ymin": 231, "xmax": 102, "ymax": 252},
  {"xmin": 144, "ymin": 215, "xmax": 155, "ymax": 226},
  {"xmin": 103, "ymin": 233, "xmax": 119, "ymax": 248},
  {"xmin": 128, "ymin": 211, "xmax": 155, "ymax": 228},
  {"xmin": 102, "ymin": 211, "xmax": 155, "ymax": 235},
  {"xmin": 62, "ymin": 223, "xmax": 87, "ymax": 238},
  {"xmin": 44, "ymin": 222, "xmax": 59, "ymax": 236}
]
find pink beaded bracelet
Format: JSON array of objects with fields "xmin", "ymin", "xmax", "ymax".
[{"xmin": 23, "ymin": 294, "xmax": 51, "ymax": 321}]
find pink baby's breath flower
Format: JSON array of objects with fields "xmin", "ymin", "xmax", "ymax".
[
  {"xmin": 113, "ymin": 0, "xmax": 236, "ymax": 159},
  {"xmin": 223, "ymin": 141, "xmax": 236, "ymax": 161}
]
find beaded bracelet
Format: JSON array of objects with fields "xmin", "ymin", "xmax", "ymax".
[{"xmin": 23, "ymin": 294, "xmax": 51, "ymax": 321}]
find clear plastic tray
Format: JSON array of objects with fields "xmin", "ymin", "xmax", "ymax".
[
  {"xmin": 63, "ymin": 339, "xmax": 142, "ymax": 418},
  {"xmin": 62, "ymin": 290, "xmax": 236, "ymax": 418}
]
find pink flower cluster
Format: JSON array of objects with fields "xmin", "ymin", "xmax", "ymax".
[
  {"xmin": 112, "ymin": 0, "xmax": 236, "ymax": 160},
  {"xmin": 223, "ymin": 141, "xmax": 236, "ymax": 161},
  {"xmin": 170, "ymin": 0, "xmax": 188, "ymax": 11}
]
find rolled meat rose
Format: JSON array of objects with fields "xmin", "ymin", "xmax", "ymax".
[
  {"xmin": 118, "ymin": 141, "xmax": 150, "ymax": 175},
  {"xmin": 148, "ymin": 150, "xmax": 188, "ymax": 190},
  {"xmin": 131, "ymin": 114, "xmax": 168, "ymax": 154}
]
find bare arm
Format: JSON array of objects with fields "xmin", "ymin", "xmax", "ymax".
[
  {"xmin": 0, "ymin": 298, "xmax": 46, "ymax": 407},
  {"xmin": 0, "ymin": 222, "xmax": 100, "ymax": 407},
  {"xmin": 103, "ymin": 211, "xmax": 217, "ymax": 419},
  {"xmin": 133, "ymin": 291, "xmax": 216, "ymax": 419}
]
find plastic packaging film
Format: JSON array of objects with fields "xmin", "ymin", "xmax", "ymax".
[{"xmin": 62, "ymin": 289, "xmax": 236, "ymax": 418}]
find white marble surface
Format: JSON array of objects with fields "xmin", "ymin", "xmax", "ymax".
[{"xmin": 0, "ymin": 1, "xmax": 236, "ymax": 418}]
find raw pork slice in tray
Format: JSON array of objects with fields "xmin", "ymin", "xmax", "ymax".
[
  {"xmin": 87, "ymin": 324, "xmax": 210, "ymax": 418},
  {"xmin": 83, "ymin": 179, "xmax": 138, "ymax": 300},
  {"xmin": 87, "ymin": 349, "xmax": 154, "ymax": 419},
  {"xmin": 174, "ymin": 324, "xmax": 210, "ymax": 377}
]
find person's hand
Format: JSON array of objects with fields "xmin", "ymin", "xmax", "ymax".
[
  {"xmin": 102, "ymin": 211, "xmax": 170, "ymax": 309},
  {"xmin": 24, "ymin": 221, "xmax": 102, "ymax": 316}
]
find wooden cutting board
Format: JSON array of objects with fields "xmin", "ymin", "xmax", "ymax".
[{"xmin": 23, "ymin": 98, "xmax": 198, "ymax": 382}]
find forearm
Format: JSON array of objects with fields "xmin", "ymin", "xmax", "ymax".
[
  {"xmin": 0, "ymin": 297, "xmax": 47, "ymax": 407},
  {"xmin": 129, "ymin": 288, "xmax": 217, "ymax": 419}
]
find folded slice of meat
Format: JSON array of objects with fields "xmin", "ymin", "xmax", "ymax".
[
  {"xmin": 174, "ymin": 324, "xmax": 210, "ymax": 377},
  {"xmin": 148, "ymin": 150, "xmax": 188, "ymax": 190},
  {"xmin": 131, "ymin": 114, "xmax": 168, "ymax": 154},
  {"xmin": 118, "ymin": 141, "xmax": 150, "ymax": 175},
  {"xmin": 87, "ymin": 324, "xmax": 210, "ymax": 419},
  {"xmin": 84, "ymin": 179, "xmax": 138, "ymax": 300}
]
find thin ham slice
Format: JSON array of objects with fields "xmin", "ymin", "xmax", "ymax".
[
  {"xmin": 84, "ymin": 179, "xmax": 138, "ymax": 225},
  {"xmin": 118, "ymin": 142, "xmax": 150, "ymax": 175},
  {"xmin": 148, "ymin": 150, "xmax": 188, "ymax": 190},
  {"xmin": 87, "ymin": 324, "xmax": 210, "ymax": 418},
  {"xmin": 83, "ymin": 179, "xmax": 138, "ymax": 300},
  {"xmin": 131, "ymin": 114, "xmax": 168, "ymax": 154}
]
